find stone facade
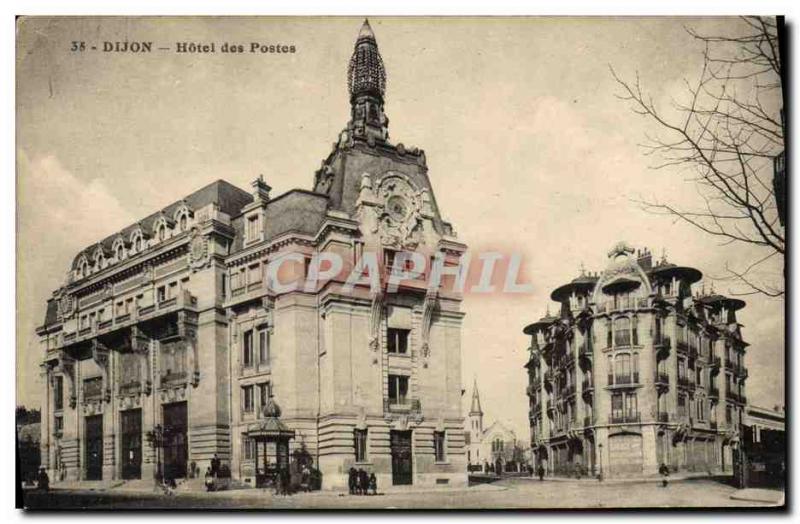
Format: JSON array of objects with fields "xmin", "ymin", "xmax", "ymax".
[
  {"xmin": 523, "ymin": 243, "xmax": 749, "ymax": 478},
  {"xmin": 37, "ymin": 20, "xmax": 467, "ymax": 490}
]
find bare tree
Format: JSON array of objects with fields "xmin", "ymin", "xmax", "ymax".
[{"xmin": 611, "ymin": 16, "xmax": 784, "ymax": 297}]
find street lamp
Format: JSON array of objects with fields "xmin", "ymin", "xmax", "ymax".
[
  {"xmin": 145, "ymin": 424, "xmax": 167, "ymax": 484},
  {"xmin": 598, "ymin": 442, "xmax": 604, "ymax": 482}
]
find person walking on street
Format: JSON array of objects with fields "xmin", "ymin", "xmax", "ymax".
[
  {"xmin": 659, "ymin": 463, "xmax": 670, "ymax": 487},
  {"xmin": 37, "ymin": 467, "xmax": 49, "ymax": 491},
  {"xmin": 348, "ymin": 467, "xmax": 357, "ymax": 494},
  {"xmin": 368, "ymin": 472, "xmax": 377, "ymax": 495},
  {"xmin": 537, "ymin": 463, "xmax": 545, "ymax": 481},
  {"xmin": 210, "ymin": 454, "xmax": 220, "ymax": 478}
]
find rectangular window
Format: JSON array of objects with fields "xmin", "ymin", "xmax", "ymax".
[
  {"xmin": 625, "ymin": 393, "xmax": 638, "ymax": 419},
  {"xmin": 434, "ymin": 431, "xmax": 446, "ymax": 462},
  {"xmin": 54, "ymin": 415, "xmax": 63, "ymax": 434},
  {"xmin": 383, "ymin": 249, "xmax": 397, "ymax": 271},
  {"xmin": 221, "ymin": 274, "xmax": 227, "ymax": 299},
  {"xmin": 258, "ymin": 328, "xmax": 270, "ymax": 364},
  {"xmin": 678, "ymin": 358, "xmax": 686, "ymax": 380},
  {"xmin": 243, "ymin": 330, "xmax": 254, "ymax": 367},
  {"xmin": 387, "ymin": 328, "xmax": 410, "ymax": 354},
  {"xmin": 678, "ymin": 394, "xmax": 686, "ymax": 417},
  {"xmin": 611, "ymin": 393, "xmax": 623, "ymax": 420},
  {"xmin": 157, "ymin": 286, "xmax": 166, "ymax": 302},
  {"xmin": 243, "ymin": 436, "xmax": 255, "ymax": 460},
  {"xmin": 259, "ymin": 382, "xmax": 271, "ymax": 408},
  {"xmin": 242, "ymin": 385, "xmax": 254, "ymax": 413},
  {"xmin": 388, "ymin": 374, "xmax": 409, "ymax": 405},
  {"xmin": 354, "ymin": 429, "xmax": 368, "ymax": 463},
  {"xmin": 606, "ymin": 321, "xmax": 612, "ymax": 348},
  {"xmin": 231, "ymin": 271, "xmax": 242, "ymax": 291},
  {"xmin": 248, "ymin": 264, "xmax": 262, "ymax": 285},
  {"xmin": 54, "ymin": 376, "xmax": 64, "ymax": 411},
  {"xmin": 247, "ymin": 215, "xmax": 259, "ymax": 242}
]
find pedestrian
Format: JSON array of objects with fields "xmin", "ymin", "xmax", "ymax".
[
  {"xmin": 348, "ymin": 467, "xmax": 357, "ymax": 494},
  {"xmin": 282, "ymin": 468, "xmax": 291, "ymax": 495},
  {"xmin": 37, "ymin": 467, "xmax": 49, "ymax": 491},
  {"xmin": 204, "ymin": 467, "xmax": 214, "ymax": 492},
  {"xmin": 301, "ymin": 464, "xmax": 311, "ymax": 492},
  {"xmin": 368, "ymin": 472, "xmax": 377, "ymax": 495},
  {"xmin": 659, "ymin": 463, "xmax": 670, "ymax": 487},
  {"xmin": 211, "ymin": 453, "xmax": 220, "ymax": 478},
  {"xmin": 537, "ymin": 463, "xmax": 545, "ymax": 481}
]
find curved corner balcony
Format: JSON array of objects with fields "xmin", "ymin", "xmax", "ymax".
[{"xmin": 59, "ymin": 289, "xmax": 198, "ymax": 348}]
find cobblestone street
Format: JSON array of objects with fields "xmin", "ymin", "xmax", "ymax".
[{"xmin": 23, "ymin": 477, "xmax": 782, "ymax": 510}]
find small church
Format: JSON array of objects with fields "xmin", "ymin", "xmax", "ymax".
[{"xmin": 465, "ymin": 379, "xmax": 519, "ymax": 473}]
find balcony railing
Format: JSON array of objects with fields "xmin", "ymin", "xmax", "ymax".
[
  {"xmin": 610, "ymin": 412, "xmax": 641, "ymax": 424},
  {"xmin": 653, "ymin": 335, "xmax": 671, "ymax": 350},
  {"xmin": 608, "ymin": 373, "xmax": 639, "ymax": 387},
  {"xmin": 676, "ymin": 341, "xmax": 689, "ymax": 354},
  {"xmin": 677, "ymin": 376, "xmax": 690, "ymax": 388},
  {"xmin": 655, "ymin": 371, "xmax": 669, "ymax": 386},
  {"xmin": 710, "ymin": 421, "xmax": 718, "ymax": 430},
  {"xmin": 657, "ymin": 412, "xmax": 670, "ymax": 423},
  {"xmin": 384, "ymin": 397, "xmax": 422, "ymax": 414}
]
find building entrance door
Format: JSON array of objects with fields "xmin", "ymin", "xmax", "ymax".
[
  {"xmin": 163, "ymin": 402, "xmax": 188, "ymax": 479},
  {"xmin": 390, "ymin": 430, "xmax": 413, "ymax": 485},
  {"xmin": 121, "ymin": 409, "xmax": 142, "ymax": 479},
  {"xmin": 85, "ymin": 415, "xmax": 103, "ymax": 480}
]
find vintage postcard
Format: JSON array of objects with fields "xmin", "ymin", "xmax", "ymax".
[{"xmin": 16, "ymin": 16, "xmax": 786, "ymax": 510}]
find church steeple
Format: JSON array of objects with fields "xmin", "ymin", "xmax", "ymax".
[
  {"xmin": 346, "ymin": 19, "xmax": 389, "ymax": 143},
  {"xmin": 469, "ymin": 378, "xmax": 484, "ymax": 439},
  {"xmin": 470, "ymin": 378, "xmax": 483, "ymax": 416}
]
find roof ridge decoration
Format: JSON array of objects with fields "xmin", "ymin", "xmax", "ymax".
[{"xmin": 346, "ymin": 19, "xmax": 389, "ymax": 144}]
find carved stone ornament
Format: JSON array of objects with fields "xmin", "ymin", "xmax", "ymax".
[
  {"xmin": 376, "ymin": 174, "xmax": 424, "ymax": 249},
  {"xmin": 314, "ymin": 164, "xmax": 335, "ymax": 195},
  {"xmin": 59, "ymin": 293, "xmax": 75, "ymax": 319},
  {"xmin": 188, "ymin": 228, "xmax": 210, "ymax": 270}
]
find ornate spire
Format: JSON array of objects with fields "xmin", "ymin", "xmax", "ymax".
[
  {"xmin": 346, "ymin": 19, "xmax": 389, "ymax": 144},
  {"xmin": 470, "ymin": 378, "xmax": 483, "ymax": 415}
]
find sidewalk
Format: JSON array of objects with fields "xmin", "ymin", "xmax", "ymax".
[
  {"xmin": 512, "ymin": 471, "xmax": 729, "ymax": 485},
  {"xmin": 729, "ymin": 488, "xmax": 784, "ymax": 505}
]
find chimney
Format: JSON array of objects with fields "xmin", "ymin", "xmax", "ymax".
[
  {"xmin": 637, "ymin": 247, "xmax": 653, "ymax": 271},
  {"xmin": 251, "ymin": 175, "xmax": 271, "ymax": 204}
]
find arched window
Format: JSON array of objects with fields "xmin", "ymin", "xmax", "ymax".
[
  {"xmin": 614, "ymin": 317, "xmax": 631, "ymax": 347},
  {"xmin": 116, "ymin": 245, "xmax": 124, "ymax": 261},
  {"xmin": 158, "ymin": 224, "xmax": 166, "ymax": 241},
  {"xmin": 632, "ymin": 315, "xmax": 639, "ymax": 346},
  {"xmin": 179, "ymin": 214, "xmax": 188, "ymax": 232}
]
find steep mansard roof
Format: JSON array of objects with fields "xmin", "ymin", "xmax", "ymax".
[{"xmin": 70, "ymin": 179, "xmax": 253, "ymax": 270}]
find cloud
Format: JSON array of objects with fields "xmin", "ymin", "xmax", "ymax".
[{"xmin": 16, "ymin": 151, "xmax": 135, "ymax": 407}]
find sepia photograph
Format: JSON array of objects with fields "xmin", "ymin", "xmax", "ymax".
[{"xmin": 14, "ymin": 14, "xmax": 787, "ymax": 510}]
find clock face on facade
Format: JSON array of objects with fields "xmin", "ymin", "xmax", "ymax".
[{"xmin": 386, "ymin": 195, "xmax": 409, "ymax": 221}]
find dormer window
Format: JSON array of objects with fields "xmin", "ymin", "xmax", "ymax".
[
  {"xmin": 246, "ymin": 214, "xmax": 260, "ymax": 243},
  {"xmin": 158, "ymin": 224, "xmax": 167, "ymax": 241},
  {"xmin": 179, "ymin": 214, "xmax": 188, "ymax": 232}
]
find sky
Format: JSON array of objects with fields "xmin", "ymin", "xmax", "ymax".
[{"xmin": 16, "ymin": 17, "xmax": 784, "ymax": 440}]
